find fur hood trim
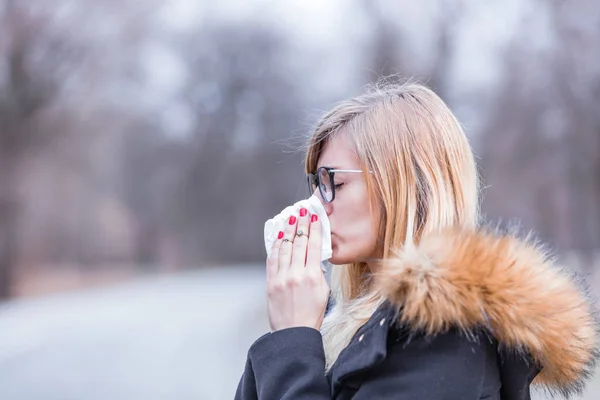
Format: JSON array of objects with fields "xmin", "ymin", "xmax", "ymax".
[{"xmin": 375, "ymin": 228, "xmax": 599, "ymax": 397}]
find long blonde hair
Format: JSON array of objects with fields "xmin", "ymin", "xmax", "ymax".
[{"xmin": 304, "ymin": 79, "xmax": 480, "ymax": 370}]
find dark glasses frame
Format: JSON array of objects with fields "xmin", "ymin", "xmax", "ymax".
[{"xmin": 306, "ymin": 166, "xmax": 366, "ymax": 204}]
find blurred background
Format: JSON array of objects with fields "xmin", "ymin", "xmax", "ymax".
[{"xmin": 0, "ymin": 0, "xmax": 599, "ymax": 399}]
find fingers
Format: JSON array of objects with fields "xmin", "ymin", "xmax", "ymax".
[
  {"xmin": 290, "ymin": 208, "xmax": 310, "ymax": 270},
  {"xmin": 278, "ymin": 214, "xmax": 298, "ymax": 273},
  {"xmin": 266, "ymin": 231, "xmax": 283, "ymax": 280},
  {"xmin": 306, "ymin": 213, "xmax": 322, "ymax": 272}
]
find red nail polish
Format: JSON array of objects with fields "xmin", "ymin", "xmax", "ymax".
[
  {"xmin": 311, "ymin": 214, "xmax": 318, "ymax": 222},
  {"xmin": 300, "ymin": 208, "xmax": 307, "ymax": 217},
  {"xmin": 289, "ymin": 215, "xmax": 297, "ymax": 225},
  {"xmin": 278, "ymin": 231, "xmax": 284, "ymax": 239}
]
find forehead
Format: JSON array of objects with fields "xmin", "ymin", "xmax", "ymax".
[{"xmin": 317, "ymin": 132, "xmax": 360, "ymax": 169}]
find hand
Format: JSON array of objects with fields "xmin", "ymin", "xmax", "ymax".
[{"xmin": 266, "ymin": 207, "xmax": 330, "ymax": 332}]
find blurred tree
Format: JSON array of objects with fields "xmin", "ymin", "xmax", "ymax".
[
  {"xmin": 118, "ymin": 121, "xmax": 188, "ymax": 269},
  {"xmin": 359, "ymin": 0, "xmax": 465, "ymax": 99},
  {"xmin": 546, "ymin": 0, "xmax": 600, "ymax": 257},
  {"xmin": 479, "ymin": 0, "xmax": 600, "ymax": 268},
  {"xmin": 360, "ymin": 0, "xmax": 402, "ymax": 79},
  {"xmin": 0, "ymin": 0, "xmax": 159, "ymax": 296},
  {"xmin": 171, "ymin": 22, "xmax": 307, "ymax": 266},
  {"xmin": 478, "ymin": 42, "xmax": 557, "ymax": 235},
  {"xmin": 0, "ymin": 1, "xmax": 86, "ymax": 297}
]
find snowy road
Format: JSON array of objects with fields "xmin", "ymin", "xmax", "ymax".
[
  {"xmin": 0, "ymin": 267, "xmax": 269, "ymax": 400},
  {"xmin": 0, "ymin": 266, "xmax": 597, "ymax": 399}
]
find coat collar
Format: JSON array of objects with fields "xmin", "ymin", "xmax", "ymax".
[
  {"xmin": 326, "ymin": 302, "xmax": 394, "ymax": 397},
  {"xmin": 373, "ymin": 227, "xmax": 599, "ymax": 398}
]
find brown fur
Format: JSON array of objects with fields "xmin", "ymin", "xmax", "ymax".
[{"xmin": 375, "ymin": 227, "xmax": 599, "ymax": 397}]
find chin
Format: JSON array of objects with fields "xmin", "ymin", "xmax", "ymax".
[
  {"xmin": 328, "ymin": 256, "xmax": 344, "ymax": 265},
  {"xmin": 329, "ymin": 243, "xmax": 376, "ymax": 265},
  {"xmin": 329, "ymin": 248, "xmax": 356, "ymax": 265},
  {"xmin": 328, "ymin": 248, "xmax": 344, "ymax": 265}
]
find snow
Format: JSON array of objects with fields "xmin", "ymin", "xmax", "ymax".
[{"xmin": 0, "ymin": 267, "xmax": 269, "ymax": 400}]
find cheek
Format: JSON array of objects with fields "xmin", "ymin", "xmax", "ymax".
[
  {"xmin": 331, "ymin": 198, "xmax": 380, "ymax": 260},
  {"xmin": 335, "ymin": 189, "xmax": 374, "ymax": 234}
]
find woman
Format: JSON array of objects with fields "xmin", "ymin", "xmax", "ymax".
[{"xmin": 235, "ymin": 81, "xmax": 598, "ymax": 399}]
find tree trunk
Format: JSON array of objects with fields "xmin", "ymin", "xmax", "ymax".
[
  {"xmin": 136, "ymin": 220, "xmax": 159, "ymax": 270},
  {"xmin": 0, "ymin": 153, "xmax": 18, "ymax": 299}
]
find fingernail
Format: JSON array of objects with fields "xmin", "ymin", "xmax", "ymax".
[
  {"xmin": 289, "ymin": 215, "xmax": 297, "ymax": 225},
  {"xmin": 278, "ymin": 231, "xmax": 284, "ymax": 239},
  {"xmin": 299, "ymin": 208, "xmax": 307, "ymax": 217},
  {"xmin": 311, "ymin": 214, "xmax": 318, "ymax": 222}
]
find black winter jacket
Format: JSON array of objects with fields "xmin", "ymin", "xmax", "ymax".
[{"xmin": 236, "ymin": 228, "xmax": 598, "ymax": 399}]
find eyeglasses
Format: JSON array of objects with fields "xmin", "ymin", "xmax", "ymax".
[{"xmin": 306, "ymin": 166, "xmax": 366, "ymax": 203}]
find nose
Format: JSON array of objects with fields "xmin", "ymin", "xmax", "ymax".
[
  {"xmin": 312, "ymin": 189, "xmax": 333, "ymax": 216},
  {"xmin": 323, "ymin": 201, "xmax": 333, "ymax": 216},
  {"xmin": 317, "ymin": 193, "xmax": 333, "ymax": 216}
]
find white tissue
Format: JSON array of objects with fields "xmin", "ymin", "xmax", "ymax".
[{"xmin": 264, "ymin": 195, "xmax": 332, "ymax": 271}]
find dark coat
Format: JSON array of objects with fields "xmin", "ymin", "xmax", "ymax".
[{"xmin": 235, "ymin": 228, "xmax": 598, "ymax": 399}]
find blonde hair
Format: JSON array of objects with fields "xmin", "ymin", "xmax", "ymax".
[{"xmin": 305, "ymin": 79, "xmax": 480, "ymax": 370}]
